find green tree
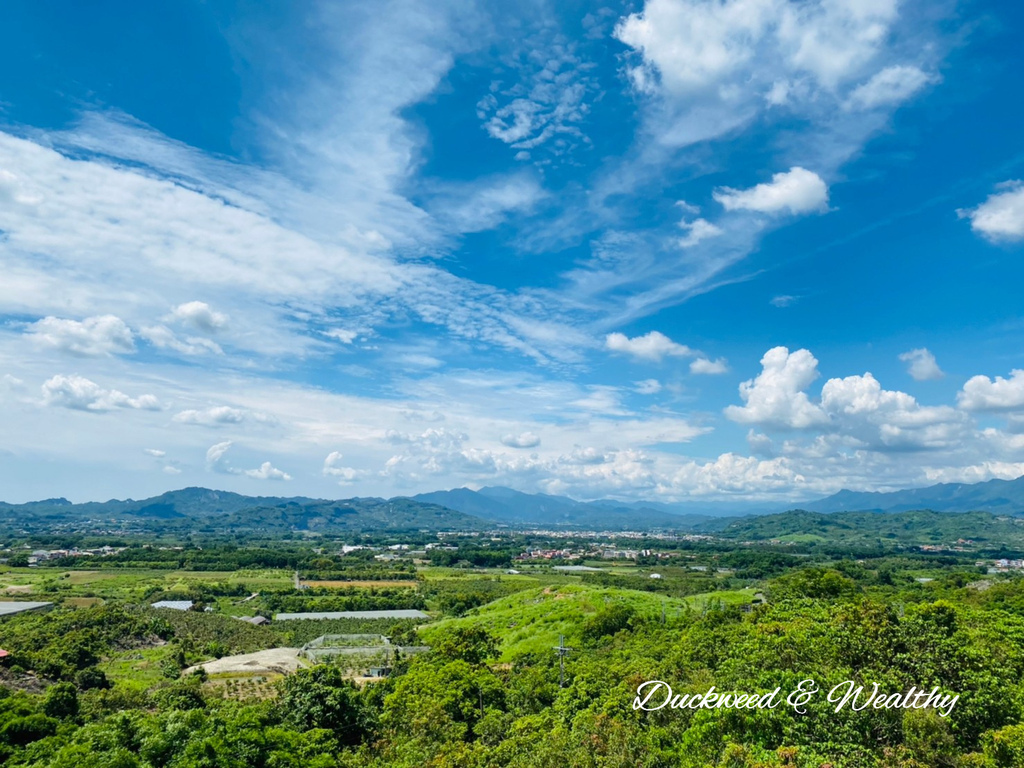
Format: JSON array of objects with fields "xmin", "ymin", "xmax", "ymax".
[
  {"xmin": 43, "ymin": 682, "xmax": 79, "ymax": 719},
  {"xmin": 432, "ymin": 626, "xmax": 499, "ymax": 665},
  {"xmin": 277, "ymin": 666, "xmax": 370, "ymax": 746}
]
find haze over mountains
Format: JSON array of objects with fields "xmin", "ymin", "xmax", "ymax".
[{"xmin": 2, "ymin": 475, "xmax": 1024, "ymax": 533}]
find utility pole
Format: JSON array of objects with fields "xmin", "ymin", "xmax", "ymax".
[{"xmin": 554, "ymin": 634, "xmax": 573, "ymax": 688}]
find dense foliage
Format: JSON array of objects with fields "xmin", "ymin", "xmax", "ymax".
[{"xmin": 7, "ymin": 528, "xmax": 1024, "ymax": 766}]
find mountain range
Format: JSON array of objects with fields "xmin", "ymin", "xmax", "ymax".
[
  {"xmin": 411, "ymin": 486, "xmax": 774, "ymax": 529},
  {"xmin": 799, "ymin": 475, "xmax": 1024, "ymax": 515},
  {"xmin": 3, "ymin": 474, "xmax": 1024, "ymax": 534}
]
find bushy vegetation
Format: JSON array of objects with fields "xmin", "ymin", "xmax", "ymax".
[{"xmin": 7, "ymin": 521, "xmax": 1024, "ymax": 766}]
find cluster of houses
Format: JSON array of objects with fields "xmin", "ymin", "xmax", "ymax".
[
  {"xmin": 2, "ymin": 546, "xmax": 124, "ymax": 566},
  {"xmin": 515, "ymin": 546, "xmax": 683, "ymax": 562},
  {"xmin": 984, "ymin": 558, "xmax": 1024, "ymax": 572}
]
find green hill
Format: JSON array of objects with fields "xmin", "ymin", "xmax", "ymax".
[
  {"xmin": 0, "ymin": 488, "xmax": 486, "ymax": 533},
  {"xmin": 420, "ymin": 583, "xmax": 695, "ymax": 660},
  {"xmin": 718, "ymin": 507, "xmax": 1024, "ymax": 548}
]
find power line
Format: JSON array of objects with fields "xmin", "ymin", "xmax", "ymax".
[{"xmin": 554, "ymin": 634, "xmax": 574, "ymax": 688}]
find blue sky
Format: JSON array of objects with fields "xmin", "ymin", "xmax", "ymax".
[{"xmin": 1, "ymin": 0, "xmax": 1023, "ymax": 504}]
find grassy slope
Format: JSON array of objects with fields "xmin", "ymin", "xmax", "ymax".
[{"xmin": 421, "ymin": 584, "xmax": 698, "ymax": 660}]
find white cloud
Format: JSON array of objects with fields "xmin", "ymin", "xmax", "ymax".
[
  {"xmin": 568, "ymin": 0, "xmax": 949, "ymax": 328},
  {"xmin": 27, "ymin": 315, "xmax": 135, "ymax": 357},
  {"xmin": 819, "ymin": 373, "xmax": 966, "ymax": 450},
  {"xmin": 0, "ymin": 168, "xmax": 44, "ymax": 206},
  {"xmin": 322, "ymin": 451, "xmax": 366, "ymax": 484},
  {"xmin": 206, "ymin": 441, "xmax": 234, "ymax": 472},
  {"xmin": 570, "ymin": 386, "xmax": 628, "ymax": 415},
  {"xmin": 615, "ymin": 0, "xmax": 777, "ymax": 94},
  {"xmin": 143, "ymin": 448, "xmax": 166, "ymax": 457},
  {"xmin": 714, "ymin": 167, "xmax": 829, "ymax": 215},
  {"xmin": 614, "ymin": 0, "xmax": 903, "ymax": 118},
  {"xmin": 206, "ymin": 440, "xmax": 289, "ymax": 479},
  {"xmin": 501, "ymin": 432, "xmax": 541, "ymax": 449},
  {"xmin": 726, "ymin": 347, "xmax": 967, "ymax": 451},
  {"xmin": 634, "ymin": 379, "xmax": 662, "ymax": 395},
  {"xmin": 169, "ymin": 301, "xmax": 228, "ymax": 332},
  {"xmin": 690, "ymin": 357, "xmax": 729, "ymax": 375},
  {"xmin": 244, "ymin": 461, "xmax": 292, "ymax": 481},
  {"xmin": 845, "ymin": 64, "xmax": 938, "ymax": 110},
  {"xmin": 678, "ymin": 217, "xmax": 723, "ymax": 248},
  {"xmin": 605, "ymin": 331, "xmax": 693, "ymax": 362},
  {"xmin": 476, "ymin": 31, "xmax": 594, "ymax": 158},
  {"xmin": 2, "ymin": 374, "xmax": 25, "ymax": 391},
  {"xmin": 725, "ymin": 346, "xmax": 827, "ymax": 428},
  {"xmin": 958, "ymin": 369, "xmax": 1024, "ymax": 412},
  {"xmin": 173, "ymin": 406, "xmax": 267, "ymax": 426},
  {"xmin": 163, "ymin": 466, "xmax": 183, "ymax": 475},
  {"xmin": 323, "ymin": 328, "xmax": 358, "ymax": 343},
  {"xmin": 770, "ymin": 294, "xmax": 799, "ymax": 307},
  {"xmin": 958, "ymin": 181, "xmax": 1024, "ymax": 243},
  {"xmin": 140, "ymin": 326, "xmax": 223, "ymax": 356},
  {"xmin": 41, "ymin": 374, "xmax": 160, "ymax": 412},
  {"xmin": 899, "ymin": 348, "xmax": 943, "ymax": 381}
]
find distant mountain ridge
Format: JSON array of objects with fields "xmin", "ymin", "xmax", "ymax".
[
  {"xmin": 3, "ymin": 474, "xmax": 1024, "ymax": 535},
  {"xmin": 802, "ymin": 475, "xmax": 1024, "ymax": 515},
  {"xmin": 0, "ymin": 487, "xmax": 484, "ymax": 533},
  {"xmin": 411, "ymin": 486, "xmax": 773, "ymax": 530}
]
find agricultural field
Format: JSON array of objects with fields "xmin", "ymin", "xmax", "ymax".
[{"xmin": 4, "ymin": 536, "xmax": 1024, "ymax": 767}]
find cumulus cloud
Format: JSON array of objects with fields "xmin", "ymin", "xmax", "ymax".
[
  {"xmin": 615, "ymin": 0, "xmax": 901, "ymax": 95},
  {"xmin": 41, "ymin": 374, "xmax": 160, "ymax": 412},
  {"xmin": 819, "ymin": 372, "xmax": 966, "ymax": 450},
  {"xmin": 27, "ymin": 315, "xmax": 135, "ymax": 356},
  {"xmin": 725, "ymin": 347, "xmax": 827, "ymax": 429},
  {"xmin": 169, "ymin": 301, "xmax": 228, "ymax": 332},
  {"xmin": 958, "ymin": 369, "xmax": 1024, "ymax": 412},
  {"xmin": 560, "ymin": 446, "xmax": 608, "ymax": 465},
  {"xmin": 143, "ymin": 448, "xmax": 166, "ymax": 457},
  {"xmin": 244, "ymin": 461, "xmax": 291, "ymax": 480},
  {"xmin": 899, "ymin": 348, "xmax": 943, "ymax": 381},
  {"xmin": 322, "ymin": 451, "xmax": 366, "ymax": 484},
  {"xmin": 714, "ymin": 167, "xmax": 829, "ymax": 215},
  {"xmin": 501, "ymin": 432, "xmax": 541, "ymax": 449},
  {"xmin": 770, "ymin": 295, "xmax": 798, "ymax": 308},
  {"xmin": 206, "ymin": 440, "xmax": 290, "ymax": 479},
  {"xmin": 725, "ymin": 347, "xmax": 969, "ymax": 452},
  {"xmin": 613, "ymin": 0, "xmax": 918, "ymax": 154},
  {"xmin": 690, "ymin": 357, "xmax": 729, "ymax": 375},
  {"xmin": 845, "ymin": 65, "xmax": 938, "ymax": 110},
  {"xmin": 606, "ymin": 330, "xmax": 693, "ymax": 362},
  {"xmin": 958, "ymin": 181, "xmax": 1024, "ymax": 243}
]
